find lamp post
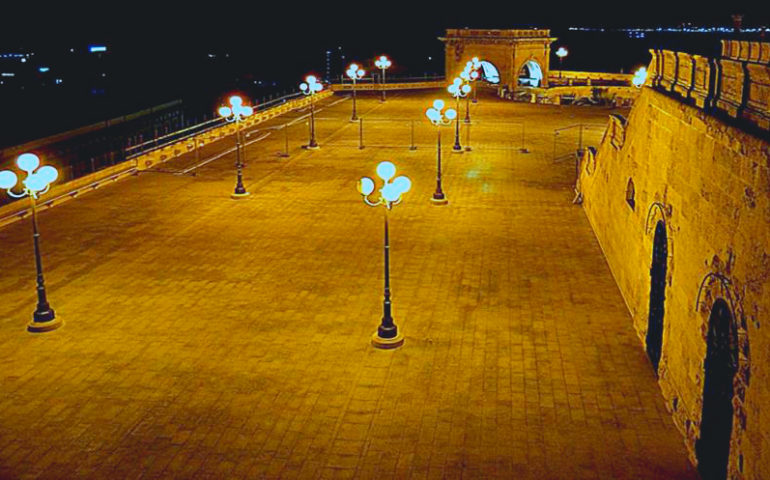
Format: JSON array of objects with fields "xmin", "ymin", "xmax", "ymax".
[
  {"xmin": 468, "ymin": 57, "xmax": 481, "ymax": 104},
  {"xmin": 555, "ymin": 47, "xmax": 568, "ymax": 79},
  {"xmin": 300, "ymin": 74, "xmax": 323, "ymax": 149},
  {"xmin": 358, "ymin": 161, "xmax": 411, "ymax": 349},
  {"xmin": 447, "ymin": 78, "xmax": 470, "ymax": 153},
  {"xmin": 0, "ymin": 153, "xmax": 61, "ymax": 333},
  {"xmin": 375, "ymin": 55, "xmax": 391, "ymax": 102},
  {"xmin": 218, "ymin": 95, "xmax": 254, "ymax": 199},
  {"xmin": 346, "ymin": 63, "xmax": 366, "ymax": 122},
  {"xmin": 425, "ymin": 99, "xmax": 456, "ymax": 205},
  {"xmin": 460, "ymin": 65, "xmax": 479, "ymax": 123}
]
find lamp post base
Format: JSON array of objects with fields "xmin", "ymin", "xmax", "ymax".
[
  {"xmin": 303, "ymin": 144, "xmax": 320, "ymax": 150},
  {"xmin": 431, "ymin": 195, "xmax": 449, "ymax": 205},
  {"xmin": 451, "ymin": 147, "xmax": 463, "ymax": 154},
  {"xmin": 464, "ymin": 146, "xmax": 472, "ymax": 152},
  {"xmin": 231, "ymin": 192, "xmax": 251, "ymax": 200},
  {"xmin": 371, "ymin": 331, "xmax": 404, "ymax": 349},
  {"xmin": 27, "ymin": 315, "xmax": 62, "ymax": 333}
]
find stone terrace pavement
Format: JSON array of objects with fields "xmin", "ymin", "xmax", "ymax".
[{"xmin": 0, "ymin": 90, "xmax": 698, "ymax": 479}]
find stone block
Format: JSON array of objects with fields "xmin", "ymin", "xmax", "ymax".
[
  {"xmin": 716, "ymin": 58, "xmax": 746, "ymax": 118},
  {"xmin": 674, "ymin": 52, "xmax": 695, "ymax": 99},
  {"xmin": 743, "ymin": 63, "xmax": 770, "ymax": 130}
]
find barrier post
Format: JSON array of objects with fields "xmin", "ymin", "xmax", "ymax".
[
  {"xmin": 359, "ymin": 118, "xmax": 364, "ymax": 149},
  {"xmin": 409, "ymin": 120, "xmax": 417, "ymax": 151}
]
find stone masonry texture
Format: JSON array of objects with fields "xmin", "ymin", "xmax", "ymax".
[{"xmin": 580, "ymin": 86, "xmax": 770, "ymax": 479}]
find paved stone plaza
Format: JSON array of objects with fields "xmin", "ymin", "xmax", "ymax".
[{"xmin": 0, "ymin": 91, "xmax": 698, "ymax": 479}]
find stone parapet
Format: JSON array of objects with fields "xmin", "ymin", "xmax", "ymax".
[{"xmin": 648, "ymin": 40, "xmax": 770, "ymax": 133}]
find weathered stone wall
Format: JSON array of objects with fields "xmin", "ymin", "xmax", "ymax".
[{"xmin": 578, "ymin": 85, "xmax": 770, "ymax": 479}]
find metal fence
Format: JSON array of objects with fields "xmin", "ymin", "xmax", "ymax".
[{"xmin": 552, "ymin": 124, "xmax": 607, "ymax": 161}]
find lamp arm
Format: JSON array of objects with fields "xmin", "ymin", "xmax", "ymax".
[{"xmin": 6, "ymin": 189, "xmax": 26, "ymax": 199}]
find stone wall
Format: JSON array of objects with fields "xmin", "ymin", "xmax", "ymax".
[
  {"xmin": 648, "ymin": 40, "xmax": 770, "ymax": 134},
  {"xmin": 577, "ymin": 85, "xmax": 770, "ymax": 479}
]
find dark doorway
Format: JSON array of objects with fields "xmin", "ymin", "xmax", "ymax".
[
  {"xmin": 696, "ymin": 298, "xmax": 737, "ymax": 480},
  {"xmin": 646, "ymin": 220, "xmax": 667, "ymax": 374}
]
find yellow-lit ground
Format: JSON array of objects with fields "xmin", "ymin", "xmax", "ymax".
[{"xmin": 0, "ymin": 90, "xmax": 697, "ymax": 479}]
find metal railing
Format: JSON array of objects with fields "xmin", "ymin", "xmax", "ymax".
[{"xmin": 125, "ymin": 91, "xmax": 305, "ymax": 159}]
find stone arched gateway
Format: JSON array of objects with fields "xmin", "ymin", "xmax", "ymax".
[{"xmin": 439, "ymin": 29, "xmax": 556, "ymax": 91}]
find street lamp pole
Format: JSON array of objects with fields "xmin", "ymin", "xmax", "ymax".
[
  {"xmin": 470, "ymin": 57, "xmax": 481, "ymax": 104},
  {"xmin": 358, "ymin": 161, "xmax": 412, "ymax": 349},
  {"xmin": 460, "ymin": 63, "xmax": 479, "ymax": 124},
  {"xmin": 346, "ymin": 63, "xmax": 366, "ymax": 122},
  {"xmin": 425, "ymin": 99, "xmax": 456, "ymax": 205},
  {"xmin": 300, "ymin": 75, "xmax": 323, "ymax": 149},
  {"xmin": 375, "ymin": 55, "xmax": 392, "ymax": 103},
  {"xmin": 556, "ymin": 47, "xmax": 568, "ymax": 80},
  {"xmin": 0, "ymin": 153, "xmax": 61, "ymax": 332},
  {"xmin": 448, "ymin": 78, "xmax": 470, "ymax": 153},
  {"xmin": 218, "ymin": 95, "xmax": 254, "ymax": 199}
]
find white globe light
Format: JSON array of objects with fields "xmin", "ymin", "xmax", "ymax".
[
  {"xmin": 426, "ymin": 108, "xmax": 439, "ymax": 121},
  {"xmin": 381, "ymin": 183, "xmax": 400, "ymax": 202},
  {"xmin": 350, "ymin": 63, "xmax": 358, "ymax": 70},
  {"xmin": 36, "ymin": 165, "xmax": 58, "ymax": 184},
  {"xmin": 313, "ymin": 83, "xmax": 323, "ymax": 92},
  {"xmin": 462, "ymin": 85, "xmax": 471, "ymax": 94},
  {"xmin": 448, "ymin": 85, "xmax": 457, "ymax": 95},
  {"xmin": 433, "ymin": 99, "xmax": 444, "ymax": 110},
  {"xmin": 359, "ymin": 177, "xmax": 375, "ymax": 196},
  {"xmin": 445, "ymin": 109, "xmax": 457, "ymax": 120},
  {"xmin": 241, "ymin": 106, "xmax": 254, "ymax": 116},
  {"xmin": 358, "ymin": 69, "xmax": 365, "ymax": 77},
  {"xmin": 229, "ymin": 96, "xmax": 243, "ymax": 107},
  {"xmin": 385, "ymin": 60, "xmax": 391, "ymax": 67},
  {"xmin": 380, "ymin": 56, "xmax": 386, "ymax": 62},
  {"xmin": 392, "ymin": 176, "xmax": 411, "ymax": 194},
  {"xmin": 0, "ymin": 170, "xmax": 18, "ymax": 190},
  {"xmin": 24, "ymin": 172, "xmax": 46, "ymax": 192},
  {"xmin": 471, "ymin": 71, "xmax": 479, "ymax": 80},
  {"xmin": 300, "ymin": 83, "xmax": 308, "ymax": 91},
  {"xmin": 218, "ymin": 106, "xmax": 232, "ymax": 118},
  {"xmin": 306, "ymin": 75, "xmax": 316, "ymax": 84},
  {"xmin": 453, "ymin": 78, "xmax": 462, "ymax": 85},
  {"xmin": 376, "ymin": 161, "xmax": 396, "ymax": 181},
  {"xmin": 17, "ymin": 153, "xmax": 40, "ymax": 173}
]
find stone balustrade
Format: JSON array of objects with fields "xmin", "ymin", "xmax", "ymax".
[{"xmin": 648, "ymin": 40, "xmax": 770, "ymax": 132}]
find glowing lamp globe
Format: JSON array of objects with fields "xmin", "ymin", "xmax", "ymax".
[
  {"xmin": 24, "ymin": 173, "xmax": 47, "ymax": 193},
  {"xmin": 218, "ymin": 106, "xmax": 232, "ymax": 117},
  {"xmin": 359, "ymin": 177, "xmax": 375, "ymax": 196},
  {"xmin": 17, "ymin": 153, "xmax": 40, "ymax": 173},
  {"xmin": 229, "ymin": 95, "xmax": 243, "ymax": 107},
  {"xmin": 306, "ymin": 75, "xmax": 316, "ymax": 84},
  {"xmin": 426, "ymin": 108, "xmax": 439, "ymax": 121},
  {"xmin": 556, "ymin": 47, "xmax": 568, "ymax": 58},
  {"xmin": 241, "ymin": 106, "xmax": 254, "ymax": 117},
  {"xmin": 300, "ymin": 83, "xmax": 308, "ymax": 92},
  {"xmin": 445, "ymin": 109, "xmax": 457, "ymax": 120},
  {"xmin": 433, "ymin": 99, "xmax": 444, "ymax": 110},
  {"xmin": 36, "ymin": 165, "xmax": 58, "ymax": 184},
  {"xmin": 381, "ymin": 183, "xmax": 401, "ymax": 202},
  {"xmin": 0, "ymin": 170, "xmax": 18, "ymax": 190},
  {"xmin": 462, "ymin": 84, "xmax": 471, "ymax": 94},
  {"xmin": 392, "ymin": 176, "xmax": 411, "ymax": 194},
  {"xmin": 376, "ymin": 161, "xmax": 396, "ymax": 181}
]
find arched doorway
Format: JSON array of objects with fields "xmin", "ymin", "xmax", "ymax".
[
  {"xmin": 646, "ymin": 220, "xmax": 667, "ymax": 374},
  {"xmin": 478, "ymin": 60, "xmax": 500, "ymax": 84},
  {"xmin": 696, "ymin": 298, "xmax": 737, "ymax": 480},
  {"xmin": 518, "ymin": 60, "xmax": 543, "ymax": 87}
]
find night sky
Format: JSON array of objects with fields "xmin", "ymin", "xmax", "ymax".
[{"xmin": 1, "ymin": 1, "xmax": 769, "ymax": 146}]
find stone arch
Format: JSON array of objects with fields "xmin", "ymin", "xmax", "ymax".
[
  {"xmin": 518, "ymin": 59, "xmax": 544, "ymax": 87},
  {"xmin": 694, "ymin": 271, "xmax": 751, "ymax": 480},
  {"xmin": 478, "ymin": 60, "xmax": 500, "ymax": 84},
  {"xmin": 646, "ymin": 220, "xmax": 667, "ymax": 375}
]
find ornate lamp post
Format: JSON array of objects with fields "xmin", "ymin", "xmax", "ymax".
[
  {"xmin": 374, "ymin": 55, "xmax": 392, "ymax": 102},
  {"xmin": 467, "ymin": 57, "xmax": 481, "ymax": 104},
  {"xmin": 555, "ymin": 47, "xmax": 568, "ymax": 79},
  {"xmin": 425, "ymin": 99, "xmax": 456, "ymax": 205},
  {"xmin": 0, "ymin": 153, "xmax": 61, "ymax": 332},
  {"xmin": 299, "ymin": 74, "xmax": 323, "ymax": 149},
  {"xmin": 358, "ymin": 161, "xmax": 411, "ymax": 349},
  {"xmin": 346, "ymin": 63, "xmax": 366, "ymax": 122},
  {"xmin": 632, "ymin": 67, "xmax": 647, "ymax": 88},
  {"xmin": 460, "ymin": 66, "xmax": 479, "ymax": 123},
  {"xmin": 447, "ymin": 78, "xmax": 470, "ymax": 153},
  {"xmin": 218, "ymin": 95, "xmax": 254, "ymax": 199}
]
